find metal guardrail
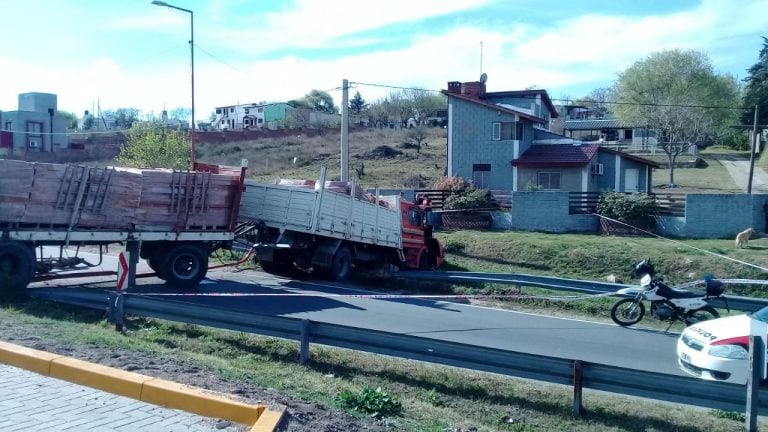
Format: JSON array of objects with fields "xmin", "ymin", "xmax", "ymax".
[
  {"xmin": 394, "ymin": 271, "xmax": 768, "ymax": 312},
  {"xmin": 29, "ymin": 289, "xmax": 768, "ymax": 417}
]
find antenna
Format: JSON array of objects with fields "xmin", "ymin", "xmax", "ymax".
[{"xmin": 480, "ymin": 41, "xmax": 483, "ymax": 75}]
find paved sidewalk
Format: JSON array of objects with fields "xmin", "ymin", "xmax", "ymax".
[
  {"xmin": 0, "ymin": 364, "xmax": 243, "ymax": 431},
  {"xmin": 717, "ymin": 156, "xmax": 768, "ymax": 193}
]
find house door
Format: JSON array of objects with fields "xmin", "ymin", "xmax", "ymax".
[{"xmin": 625, "ymin": 169, "xmax": 639, "ymax": 192}]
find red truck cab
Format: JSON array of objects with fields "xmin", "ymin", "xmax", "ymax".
[{"xmin": 399, "ymin": 199, "xmax": 444, "ymax": 270}]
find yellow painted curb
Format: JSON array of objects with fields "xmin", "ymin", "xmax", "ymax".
[
  {"xmin": 0, "ymin": 341, "xmax": 285, "ymax": 431},
  {"xmin": 50, "ymin": 356, "xmax": 151, "ymax": 400},
  {"xmin": 0, "ymin": 340, "xmax": 61, "ymax": 376},
  {"xmin": 141, "ymin": 378, "xmax": 263, "ymax": 425},
  {"xmin": 251, "ymin": 405, "xmax": 287, "ymax": 432}
]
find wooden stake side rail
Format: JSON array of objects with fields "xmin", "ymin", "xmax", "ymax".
[{"xmin": 4, "ymin": 230, "xmax": 234, "ymax": 242}]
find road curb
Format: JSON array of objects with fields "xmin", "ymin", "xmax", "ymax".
[{"xmin": 0, "ymin": 340, "xmax": 285, "ymax": 431}]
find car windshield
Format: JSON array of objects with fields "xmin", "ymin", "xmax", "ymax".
[{"xmin": 751, "ymin": 307, "xmax": 768, "ymax": 323}]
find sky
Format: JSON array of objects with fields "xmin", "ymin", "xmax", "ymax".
[{"xmin": 0, "ymin": 0, "xmax": 766, "ymax": 123}]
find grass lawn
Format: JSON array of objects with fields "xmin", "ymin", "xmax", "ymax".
[{"xmin": 652, "ymin": 152, "xmax": 742, "ymax": 193}]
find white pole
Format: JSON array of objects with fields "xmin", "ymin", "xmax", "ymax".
[{"xmin": 341, "ymin": 79, "xmax": 349, "ymax": 181}]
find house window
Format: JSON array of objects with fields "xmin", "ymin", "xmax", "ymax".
[
  {"xmin": 472, "ymin": 164, "xmax": 491, "ymax": 189},
  {"xmin": 624, "ymin": 129, "xmax": 633, "ymax": 140},
  {"xmin": 492, "ymin": 122, "xmax": 522, "ymax": 141},
  {"xmin": 4, "ymin": 121, "xmax": 11, "ymax": 131},
  {"xmin": 229, "ymin": 108, "xmax": 234, "ymax": 113},
  {"xmin": 538, "ymin": 172, "xmax": 561, "ymax": 190}
]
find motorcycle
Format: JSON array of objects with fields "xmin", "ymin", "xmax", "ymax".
[{"xmin": 610, "ymin": 258, "xmax": 726, "ymax": 328}]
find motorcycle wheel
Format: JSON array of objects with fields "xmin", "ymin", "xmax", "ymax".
[
  {"xmin": 611, "ymin": 298, "xmax": 646, "ymax": 326},
  {"xmin": 684, "ymin": 306, "xmax": 720, "ymax": 326}
]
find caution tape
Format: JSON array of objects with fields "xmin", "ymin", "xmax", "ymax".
[{"xmin": 132, "ymin": 291, "xmax": 617, "ymax": 302}]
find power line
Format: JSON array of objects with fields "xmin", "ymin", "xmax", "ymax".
[
  {"xmin": 352, "ymin": 80, "xmax": 747, "ymax": 111},
  {"xmin": 352, "ymin": 81, "xmax": 441, "ymax": 93}
]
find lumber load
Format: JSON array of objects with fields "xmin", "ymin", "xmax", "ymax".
[{"xmin": 0, "ymin": 159, "xmax": 241, "ymax": 231}]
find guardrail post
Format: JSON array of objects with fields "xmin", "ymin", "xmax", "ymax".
[
  {"xmin": 299, "ymin": 319, "xmax": 311, "ymax": 365},
  {"xmin": 573, "ymin": 360, "xmax": 583, "ymax": 417},
  {"xmin": 107, "ymin": 293, "xmax": 124, "ymax": 332},
  {"xmin": 746, "ymin": 335, "xmax": 764, "ymax": 431},
  {"xmin": 125, "ymin": 240, "xmax": 139, "ymax": 289}
]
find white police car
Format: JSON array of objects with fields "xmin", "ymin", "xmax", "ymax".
[{"xmin": 677, "ymin": 307, "xmax": 768, "ymax": 385}]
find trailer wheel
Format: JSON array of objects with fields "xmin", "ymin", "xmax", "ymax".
[
  {"xmin": 0, "ymin": 241, "xmax": 35, "ymax": 297},
  {"xmin": 330, "ymin": 247, "xmax": 352, "ymax": 282},
  {"xmin": 159, "ymin": 244, "xmax": 208, "ymax": 288}
]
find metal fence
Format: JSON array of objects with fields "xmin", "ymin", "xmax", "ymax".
[{"xmin": 29, "ymin": 288, "xmax": 768, "ymax": 419}]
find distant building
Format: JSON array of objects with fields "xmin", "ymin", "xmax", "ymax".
[
  {"xmin": 212, "ymin": 102, "xmax": 341, "ymax": 130},
  {"xmin": 213, "ymin": 102, "xmax": 294, "ymax": 130},
  {"xmin": 0, "ymin": 92, "xmax": 70, "ymax": 155}
]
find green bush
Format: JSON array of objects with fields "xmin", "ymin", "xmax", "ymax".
[
  {"xmin": 443, "ymin": 189, "xmax": 494, "ymax": 210},
  {"xmin": 719, "ymin": 130, "xmax": 750, "ymax": 151},
  {"xmin": 335, "ymin": 386, "xmax": 402, "ymax": 418},
  {"xmin": 596, "ymin": 192, "xmax": 658, "ymax": 222}
]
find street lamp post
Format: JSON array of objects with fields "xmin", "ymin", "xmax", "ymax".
[{"xmin": 151, "ymin": 0, "xmax": 196, "ymax": 168}]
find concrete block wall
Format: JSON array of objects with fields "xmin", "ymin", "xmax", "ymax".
[
  {"xmin": 656, "ymin": 194, "xmax": 768, "ymax": 238},
  {"xmin": 491, "ymin": 192, "xmax": 598, "ymax": 233}
]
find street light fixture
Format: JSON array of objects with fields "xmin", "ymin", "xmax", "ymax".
[{"xmin": 151, "ymin": 0, "xmax": 196, "ymax": 168}]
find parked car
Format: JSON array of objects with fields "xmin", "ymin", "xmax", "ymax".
[{"xmin": 676, "ymin": 306, "xmax": 768, "ymax": 384}]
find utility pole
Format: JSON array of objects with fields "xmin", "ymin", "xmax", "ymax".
[
  {"xmin": 748, "ymin": 105, "xmax": 759, "ymax": 194},
  {"xmin": 341, "ymin": 79, "xmax": 349, "ymax": 182}
]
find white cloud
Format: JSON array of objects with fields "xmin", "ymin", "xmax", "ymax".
[
  {"xmin": 5, "ymin": 0, "xmax": 766, "ymax": 121},
  {"xmin": 209, "ymin": 0, "xmax": 491, "ymax": 53}
]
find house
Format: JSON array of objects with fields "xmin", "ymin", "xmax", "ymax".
[
  {"xmin": 212, "ymin": 102, "xmax": 307, "ymax": 130},
  {"xmin": 0, "ymin": 92, "xmax": 69, "ymax": 155},
  {"xmin": 444, "ymin": 80, "xmax": 659, "ymax": 193},
  {"xmin": 557, "ymin": 104, "xmax": 658, "ymax": 148}
]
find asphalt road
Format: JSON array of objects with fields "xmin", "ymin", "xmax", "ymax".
[{"xmin": 29, "ymin": 250, "xmax": 685, "ymax": 378}]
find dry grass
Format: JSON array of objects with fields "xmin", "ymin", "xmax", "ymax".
[{"xmin": 196, "ymin": 128, "xmax": 448, "ymax": 187}]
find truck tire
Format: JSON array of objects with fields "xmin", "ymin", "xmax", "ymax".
[
  {"xmin": 159, "ymin": 243, "xmax": 208, "ymax": 288},
  {"xmin": 330, "ymin": 247, "xmax": 352, "ymax": 282},
  {"xmin": 0, "ymin": 241, "xmax": 35, "ymax": 297},
  {"xmin": 258, "ymin": 249, "xmax": 299, "ymax": 277},
  {"xmin": 148, "ymin": 257, "xmax": 166, "ymax": 280}
]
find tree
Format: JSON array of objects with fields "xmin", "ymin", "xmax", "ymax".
[
  {"xmin": 741, "ymin": 36, "xmax": 768, "ymax": 126},
  {"xmin": 291, "ymin": 90, "xmax": 337, "ymax": 114},
  {"xmin": 403, "ymin": 89, "xmax": 446, "ymax": 124},
  {"xmin": 116, "ymin": 123, "xmax": 190, "ymax": 170},
  {"xmin": 406, "ymin": 125, "xmax": 429, "ymax": 153},
  {"xmin": 169, "ymin": 107, "xmax": 192, "ymax": 124},
  {"xmin": 612, "ymin": 49, "xmax": 740, "ymax": 186},
  {"xmin": 349, "ymin": 91, "xmax": 368, "ymax": 114},
  {"xmin": 57, "ymin": 111, "xmax": 78, "ymax": 129},
  {"xmin": 104, "ymin": 107, "xmax": 140, "ymax": 129},
  {"xmin": 576, "ymin": 87, "xmax": 612, "ymax": 119}
]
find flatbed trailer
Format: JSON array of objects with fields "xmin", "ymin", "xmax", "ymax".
[{"xmin": 0, "ymin": 160, "xmax": 249, "ymax": 295}]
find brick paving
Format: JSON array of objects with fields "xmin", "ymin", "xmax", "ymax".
[{"xmin": 0, "ymin": 364, "xmax": 243, "ymax": 431}]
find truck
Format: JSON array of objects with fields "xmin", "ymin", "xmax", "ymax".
[
  {"xmin": 0, "ymin": 159, "xmax": 249, "ymax": 295},
  {"xmin": 0, "ymin": 160, "xmax": 442, "ymax": 295},
  {"xmin": 238, "ymin": 166, "xmax": 444, "ymax": 281}
]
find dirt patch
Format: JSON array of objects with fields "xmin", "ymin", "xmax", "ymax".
[
  {"xmin": 1, "ymin": 330, "xmax": 383, "ymax": 432},
  {"xmin": 359, "ymin": 146, "xmax": 403, "ymax": 160}
]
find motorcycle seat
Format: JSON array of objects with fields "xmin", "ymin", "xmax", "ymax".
[{"xmin": 656, "ymin": 285, "xmax": 702, "ymax": 299}]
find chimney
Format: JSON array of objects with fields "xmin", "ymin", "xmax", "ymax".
[
  {"xmin": 460, "ymin": 81, "xmax": 486, "ymax": 98},
  {"xmin": 447, "ymin": 81, "xmax": 461, "ymax": 94}
]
